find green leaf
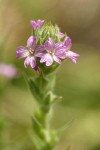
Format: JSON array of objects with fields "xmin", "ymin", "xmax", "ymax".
[{"xmin": 29, "ymin": 78, "xmax": 42, "ymax": 102}]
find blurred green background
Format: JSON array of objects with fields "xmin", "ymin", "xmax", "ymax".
[{"xmin": 0, "ymin": 0, "xmax": 100, "ymax": 150}]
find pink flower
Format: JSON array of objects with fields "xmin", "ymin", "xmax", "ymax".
[
  {"xmin": 39, "ymin": 38, "xmax": 67, "ymax": 66},
  {"xmin": 16, "ymin": 36, "xmax": 39, "ymax": 70}
]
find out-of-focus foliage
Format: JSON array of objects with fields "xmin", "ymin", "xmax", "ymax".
[{"xmin": 0, "ymin": 0, "xmax": 100, "ymax": 150}]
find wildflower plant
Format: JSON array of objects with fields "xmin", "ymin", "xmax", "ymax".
[{"xmin": 16, "ymin": 20, "xmax": 79, "ymax": 150}]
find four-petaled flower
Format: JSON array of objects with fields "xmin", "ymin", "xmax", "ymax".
[
  {"xmin": 40, "ymin": 38, "xmax": 66, "ymax": 66},
  {"xmin": 31, "ymin": 20, "xmax": 44, "ymax": 30},
  {"xmin": 16, "ymin": 36, "xmax": 39, "ymax": 70},
  {"xmin": 40, "ymin": 38, "xmax": 67, "ymax": 66}
]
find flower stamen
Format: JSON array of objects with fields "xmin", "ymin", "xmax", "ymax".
[
  {"xmin": 29, "ymin": 48, "xmax": 34, "ymax": 55},
  {"xmin": 50, "ymin": 51, "xmax": 55, "ymax": 56}
]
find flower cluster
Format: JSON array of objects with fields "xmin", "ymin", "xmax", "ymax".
[{"xmin": 16, "ymin": 20, "xmax": 79, "ymax": 72}]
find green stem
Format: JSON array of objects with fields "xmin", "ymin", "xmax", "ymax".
[{"xmin": 30, "ymin": 74, "xmax": 59, "ymax": 150}]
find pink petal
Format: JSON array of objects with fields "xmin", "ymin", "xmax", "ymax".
[
  {"xmin": 66, "ymin": 51, "xmax": 80, "ymax": 64},
  {"xmin": 52, "ymin": 55, "xmax": 61, "ymax": 64},
  {"xmin": 46, "ymin": 57, "xmax": 53, "ymax": 66},
  {"xmin": 55, "ymin": 49, "xmax": 66, "ymax": 59},
  {"xmin": 29, "ymin": 57, "xmax": 36, "ymax": 68},
  {"xmin": 44, "ymin": 38, "xmax": 55, "ymax": 50},
  {"xmin": 58, "ymin": 32, "xmax": 65, "ymax": 38},
  {"xmin": 40, "ymin": 53, "xmax": 53, "ymax": 66},
  {"xmin": 27, "ymin": 36, "xmax": 37, "ymax": 48},
  {"xmin": 55, "ymin": 42, "xmax": 65, "ymax": 49},
  {"xmin": 30, "ymin": 20, "xmax": 37, "ymax": 30},
  {"xmin": 64, "ymin": 36, "xmax": 72, "ymax": 51},
  {"xmin": 16, "ymin": 46, "xmax": 29, "ymax": 59},
  {"xmin": 35, "ymin": 51, "xmax": 45, "ymax": 57},
  {"xmin": 37, "ymin": 20, "xmax": 44, "ymax": 28},
  {"xmin": 24, "ymin": 57, "xmax": 30, "ymax": 68}
]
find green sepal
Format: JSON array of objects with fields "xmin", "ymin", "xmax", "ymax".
[
  {"xmin": 37, "ymin": 38, "xmax": 41, "ymax": 45},
  {"xmin": 54, "ymin": 25, "xmax": 60, "ymax": 34},
  {"xmin": 42, "ymin": 33, "xmax": 50, "ymax": 43},
  {"xmin": 54, "ymin": 35, "xmax": 60, "ymax": 42},
  {"xmin": 60, "ymin": 34, "xmax": 66, "ymax": 42},
  {"xmin": 41, "ymin": 29, "xmax": 48, "ymax": 38}
]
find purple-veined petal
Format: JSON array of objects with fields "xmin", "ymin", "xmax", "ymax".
[
  {"xmin": 55, "ymin": 42, "xmax": 65, "ymax": 50},
  {"xmin": 52, "ymin": 55, "xmax": 61, "ymax": 64},
  {"xmin": 16, "ymin": 46, "xmax": 29, "ymax": 59},
  {"xmin": 29, "ymin": 56, "xmax": 37, "ymax": 68},
  {"xmin": 44, "ymin": 38, "xmax": 55, "ymax": 51},
  {"xmin": 27, "ymin": 36, "xmax": 38, "ymax": 49},
  {"xmin": 46, "ymin": 57, "xmax": 53, "ymax": 66},
  {"xmin": 30, "ymin": 20, "xmax": 37, "ymax": 30},
  {"xmin": 24, "ymin": 56, "xmax": 38, "ymax": 70},
  {"xmin": 24, "ymin": 57, "xmax": 30, "ymax": 68},
  {"xmin": 64, "ymin": 36, "xmax": 72, "ymax": 51},
  {"xmin": 40, "ymin": 53, "xmax": 53, "ymax": 66},
  {"xmin": 66, "ymin": 51, "xmax": 80, "ymax": 64},
  {"xmin": 55, "ymin": 49, "xmax": 66, "ymax": 59},
  {"xmin": 36, "ymin": 45, "xmax": 45, "ymax": 51},
  {"xmin": 35, "ymin": 50, "xmax": 45, "ymax": 57},
  {"xmin": 40, "ymin": 53, "xmax": 48, "ymax": 62}
]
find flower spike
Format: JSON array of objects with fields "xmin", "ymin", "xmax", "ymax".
[{"xmin": 16, "ymin": 20, "xmax": 80, "ymax": 73}]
